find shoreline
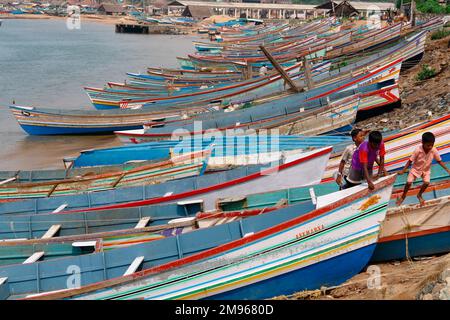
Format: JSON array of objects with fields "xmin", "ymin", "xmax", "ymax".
[{"xmin": 0, "ymin": 14, "xmax": 137, "ymax": 25}]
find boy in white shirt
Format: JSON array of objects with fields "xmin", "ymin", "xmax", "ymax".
[{"xmin": 336, "ymin": 129, "xmax": 368, "ymax": 189}]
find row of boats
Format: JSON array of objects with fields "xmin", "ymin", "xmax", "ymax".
[
  {"xmin": 1, "ymin": 16, "xmax": 449, "ymax": 300},
  {"xmin": 9, "ymin": 17, "xmax": 443, "ymax": 136}
]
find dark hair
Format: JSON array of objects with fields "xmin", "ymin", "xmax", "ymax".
[
  {"xmin": 350, "ymin": 128, "xmax": 362, "ymax": 139},
  {"xmin": 368, "ymin": 131, "xmax": 382, "ymax": 145},
  {"xmin": 422, "ymin": 132, "xmax": 435, "ymax": 144}
]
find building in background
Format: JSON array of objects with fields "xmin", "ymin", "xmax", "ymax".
[
  {"xmin": 315, "ymin": 1, "xmax": 395, "ymax": 18},
  {"xmin": 97, "ymin": 2, "xmax": 125, "ymax": 15}
]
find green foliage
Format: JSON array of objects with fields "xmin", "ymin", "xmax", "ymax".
[
  {"xmin": 330, "ymin": 60, "xmax": 348, "ymax": 71},
  {"xmin": 416, "ymin": 64, "xmax": 436, "ymax": 81},
  {"xmin": 396, "ymin": 0, "xmax": 449, "ymax": 14},
  {"xmin": 430, "ymin": 28, "xmax": 450, "ymax": 40},
  {"xmin": 416, "ymin": 0, "xmax": 447, "ymax": 14}
]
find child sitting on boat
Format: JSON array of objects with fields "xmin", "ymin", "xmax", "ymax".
[
  {"xmin": 396, "ymin": 132, "xmax": 450, "ymax": 206},
  {"xmin": 336, "ymin": 128, "xmax": 367, "ymax": 189},
  {"xmin": 344, "ymin": 130, "xmax": 386, "ymax": 190},
  {"xmin": 259, "ymin": 64, "xmax": 268, "ymax": 76}
]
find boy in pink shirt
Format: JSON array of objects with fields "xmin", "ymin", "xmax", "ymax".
[{"xmin": 396, "ymin": 132, "xmax": 450, "ymax": 206}]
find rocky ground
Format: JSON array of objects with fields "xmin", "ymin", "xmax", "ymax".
[{"xmin": 273, "ymin": 252, "xmax": 450, "ymax": 300}]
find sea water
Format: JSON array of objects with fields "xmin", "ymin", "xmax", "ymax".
[{"xmin": 0, "ymin": 18, "xmax": 197, "ymax": 169}]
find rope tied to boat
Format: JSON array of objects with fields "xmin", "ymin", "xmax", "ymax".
[{"xmin": 399, "ymin": 207, "xmax": 413, "ymax": 264}]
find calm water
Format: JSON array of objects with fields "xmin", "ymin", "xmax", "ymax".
[{"xmin": 0, "ymin": 18, "xmax": 197, "ymax": 170}]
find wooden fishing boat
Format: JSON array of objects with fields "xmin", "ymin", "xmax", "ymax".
[
  {"xmin": 0, "ymin": 137, "xmax": 336, "ymax": 186},
  {"xmin": 321, "ymin": 113, "xmax": 450, "ymax": 182},
  {"xmin": 1, "ymin": 161, "xmax": 447, "ymax": 244},
  {"xmin": 0, "ymin": 159, "xmax": 169, "ymax": 184},
  {"xmin": 0, "ymin": 219, "xmax": 187, "ymax": 265},
  {"xmin": 371, "ymin": 182, "xmax": 450, "ymax": 262},
  {"xmin": 10, "ymin": 176, "xmax": 395, "ymax": 300},
  {"xmin": 0, "ymin": 150, "xmax": 210, "ymax": 201},
  {"xmin": 0, "ymin": 147, "xmax": 332, "ymax": 215},
  {"xmin": 115, "ymin": 80, "xmax": 400, "ymax": 143},
  {"xmin": 69, "ymin": 135, "xmax": 350, "ymax": 168},
  {"xmin": 0, "ymin": 200, "xmax": 202, "ymax": 240},
  {"xmin": 0, "ymin": 166, "xmax": 447, "ymax": 267},
  {"xmin": 326, "ymin": 23, "xmax": 403, "ymax": 59}
]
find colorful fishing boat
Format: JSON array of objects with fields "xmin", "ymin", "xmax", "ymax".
[
  {"xmin": 0, "ymin": 147, "xmax": 332, "ymax": 215},
  {"xmin": 1, "ymin": 169, "xmax": 447, "ymax": 267},
  {"xmin": 371, "ymin": 181, "xmax": 450, "ymax": 262},
  {"xmin": 10, "ymin": 175, "xmax": 395, "ymax": 300},
  {"xmin": 321, "ymin": 113, "xmax": 450, "ymax": 182},
  {"xmin": 69, "ymin": 135, "xmax": 350, "ymax": 168},
  {"xmin": 0, "ymin": 150, "xmax": 210, "ymax": 201}
]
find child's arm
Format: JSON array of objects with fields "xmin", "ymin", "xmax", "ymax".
[
  {"xmin": 398, "ymin": 159, "xmax": 411, "ymax": 175},
  {"xmin": 363, "ymin": 163, "xmax": 375, "ymax": 190},
  {"xmin": 437, "ymin": 160, "xmax": 450, "ymax": 175},
  {"xmin": 336, "ymin": 160, "xmax": 346, "ymax": 185},
  {"xmin": 377, "ymin": 155, "xmax": 386, "ymax": 177}
]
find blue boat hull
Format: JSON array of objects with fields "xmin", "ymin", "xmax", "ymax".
[
  {"xmin": 370, "ymin": 230, "xmax": 450, "ymax": 263},
  {"xmin": 20, "ymin": 124, "xmax": 143, "ymax": 135},
  {"xmin": 206, "ymin": 244, "xmax": 376, "ymax": 300},
  {"xmin": 321, "ymin": 123, "xmax": 353, "ymax": 135},
  {"xmin": 91, "ymin": 104, "xmax": 118, "ymax": 110}
]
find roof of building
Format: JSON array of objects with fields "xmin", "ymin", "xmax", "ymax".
[
  {"xmin": 98, "ymin": 3, "xmax": 125, "ymax": 13},
  {"xmin": 328, "ymin": 0, "xmax": 359, "ymax": 15},
  {"xmin": 182, "ymin": 4, "xmax": 213, "ymax": 18},
  {"xmin": 316, "ymin": 1, "xmax": 395, "ymax": 11}
]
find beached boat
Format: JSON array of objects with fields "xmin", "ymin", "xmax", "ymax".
[
  {"xmin": 1, "ymin": 160, "xmax": 447, "ymax": 241},
  {"xmin": 0, "ymin": 150, "xmax": 210, "ymax": 201},
  {"xmin": 0, "ymin": 147, "xmax": 332, "ymax": 215},
  {"xmin": 7, "ymin": 175, "xmax": 395, "ymax": 300},
  {"xmin": 125, "ymin": 62, "xmax": 402, "ymax": 139},
  {"xmin": 321, "ymin": 113, "xmax": 450, "ymax": 182},
  {"xmin": 68, "ymin": 135, "xmax": 350, "ymax": 168},
  {"xmin": 371, "ymin": 182, "xmax": 450, "ymax": 262},
  {"xmin": 0, "ymin": 167, "xmax": 447, "ymax": 267},
  {"xmin": 115, "ymin": 80, "xmax": 400, "ymax": 143}
]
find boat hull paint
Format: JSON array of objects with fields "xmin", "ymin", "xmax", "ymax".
[
  {"xmin": 207, "ymin": 244, "xmax": 376, "ymax": 300},
  {"xmin": 19, "ymin": 124, "xmax": 143, "ymax": 135},
  {"xmin": 371, "ymin": 229, "xmax": 450, "ymax": 263}
]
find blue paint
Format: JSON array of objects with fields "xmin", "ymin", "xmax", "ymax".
[
  {"xmin": 206, "ymin": 244, "xmax": 376, "ymax": 300},
  {"xmin": 19, "ymin": 124, "xmax": 142, "ymax": 135},
  {"xmin": 371, "ymin": 230, "xmax": 450, "ymax": 263}
]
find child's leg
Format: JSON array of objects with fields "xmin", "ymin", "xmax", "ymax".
[
  {"xmin": 396, "ymin": 182, "xmax": 412, "ymax": 205},
  {"xmin": 417, "ymin": 172, "xmax": 430, "ymax": 206},
  {"xmin": 396, "ymin": 172, "xmax": 415, "ymax": 205}
]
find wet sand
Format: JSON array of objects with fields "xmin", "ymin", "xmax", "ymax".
[{"xmin": 0, "ymin": 134, "xmax": 122, "ymax": 171}]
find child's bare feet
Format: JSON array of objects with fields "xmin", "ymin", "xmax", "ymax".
[
  {"xmin": 417, "ymin": 194, "xmax": 426, "ymax": 206},
  {"xmin": 396, "ymin": 196, "xmax": 405, "ymax": 206}
]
